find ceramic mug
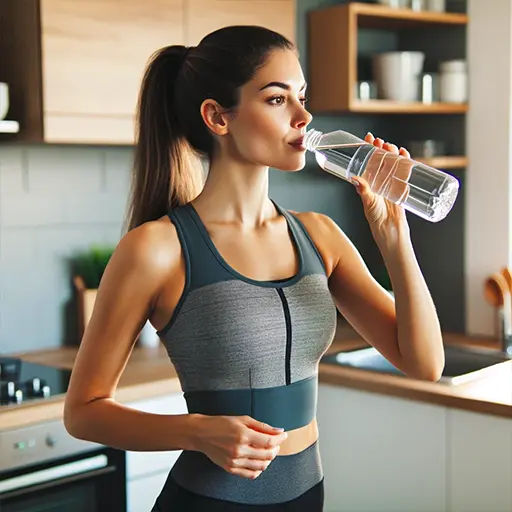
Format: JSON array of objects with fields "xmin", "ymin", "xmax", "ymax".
[{"xmin": 373, "ymin": 52, "xmax": 425, "ymax": 102}]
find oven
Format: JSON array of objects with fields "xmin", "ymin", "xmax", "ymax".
[{"xmin": 0, "ymin": 419, "xmax": 126, "ymax": 512}]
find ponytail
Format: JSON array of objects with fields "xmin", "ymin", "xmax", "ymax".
[{"xmin": 125, "ymin": 45, "xmax": 203, "ymax": 231}]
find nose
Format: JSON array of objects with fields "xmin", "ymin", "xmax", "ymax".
[{"xmin": 293, "ymin": 104, "xmax": 313, "ymax": 130}]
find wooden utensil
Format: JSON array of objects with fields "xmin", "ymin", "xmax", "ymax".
[
  {"xmin": 500, "ymin": 268, "xmax": 512, "ymax": 348},
  {"xmin": 484, "ymin": 272, "xmax": 508, "ymax": 307},
  {"xmin": 484, "ymin": 272, "xmax": 512, "ymax": 341},
  {"xmin": 501, "ymin": 267, "xmax": 512, "ymax": 292}
]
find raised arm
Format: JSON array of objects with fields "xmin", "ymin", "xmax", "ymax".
[{"xmin": 296, "ymin": 135, "xmax": 444, "ymax": 382}]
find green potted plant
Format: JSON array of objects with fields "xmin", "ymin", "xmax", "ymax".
[{"xmin": 70, "ymin": 245, "xmax": 115, "ymax": 337}]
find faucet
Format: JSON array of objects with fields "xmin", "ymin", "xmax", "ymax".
[{"xmin": 498, "ymin": 307, "xmax": 512, "ymax": 357}]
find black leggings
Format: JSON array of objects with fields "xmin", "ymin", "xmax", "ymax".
[{"xmin": 152, "ymin": 477, "xmax": 324, "ymax": 512}]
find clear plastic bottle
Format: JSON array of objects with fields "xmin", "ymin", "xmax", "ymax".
[{"xmin": 303, "ymin": 129, "xmax": 459, "ymax": 223}]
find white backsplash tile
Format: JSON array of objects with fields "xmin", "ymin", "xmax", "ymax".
[{"xmin": 0, "ymin": 144, "xmax": 132, "ymax": 353}]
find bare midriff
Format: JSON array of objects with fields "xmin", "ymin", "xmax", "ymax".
[{"xmin": 277, "ymin": 418, "xmax": 318, "ymax": 456}]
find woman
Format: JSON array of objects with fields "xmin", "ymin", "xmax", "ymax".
[{"xmin": 64, "ymin": 25, "xmax": 444, "ymax": 511}]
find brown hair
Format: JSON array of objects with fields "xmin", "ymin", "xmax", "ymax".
[{"xmin": 125, "ymin": 25, "xmax": 294, "ymax": 231}]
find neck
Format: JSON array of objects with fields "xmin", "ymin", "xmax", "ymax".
[{"xmin": 192, "ymin": 154, "xmax": 276, "ymax": 228}]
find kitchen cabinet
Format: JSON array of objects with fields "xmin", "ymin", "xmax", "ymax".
[
  {"xmin": 0, "ymin": 0, "xmax": 296, "ymax": 145},
  {"xmin": 318, "ymin": 383, "xmax": 512, "ymax": 512},
  {"xmin": 125, "ymin": 393, "xmax": 188, "ymax": 512},
  {"xmin": 447, "ymin": 409, "xmax": 512, "ymax": 512},
  {"xmin": 317, "ymin": 384, "xmax": 447, "ymax": 512},
  {"xmin": 40, "ymin": 0, "xmax": 185, "ymax": 144},
  {"xmin": 128, "ymin": 471, "xmax": 169, "ymax": 512},
  {"xmin": 186, "ymin": 0, "xmax": 295, "ymax": 46}
]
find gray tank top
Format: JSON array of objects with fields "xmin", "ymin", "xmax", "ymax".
[{"xmin": 157, "ymin": 200, "xmax": 337, "ymax": 431}]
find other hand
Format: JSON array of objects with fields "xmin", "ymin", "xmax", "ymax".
[{"xmin": 193, "ymin": 414, "xmax": 288, "ymax": 479}]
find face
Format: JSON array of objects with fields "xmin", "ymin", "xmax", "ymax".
[{"xmin": 223, "ymin": 49, "xmax": 312, "ymax": 172}]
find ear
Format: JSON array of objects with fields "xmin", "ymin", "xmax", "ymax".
[{"xmin": 200, "ymin": 99, "xmax": 231, "ymax": 136}]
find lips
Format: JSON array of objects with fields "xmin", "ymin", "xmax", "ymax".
[{"xmin": 289, "ymin": 136, "xmax": 305, "ymax": 148}]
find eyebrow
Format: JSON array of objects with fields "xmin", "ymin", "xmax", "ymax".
[{"xmin": 258, "ymin": 81, "xmax": 308, "ymax": 92}]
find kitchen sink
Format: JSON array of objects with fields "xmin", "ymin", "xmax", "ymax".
[{"xmin": 321, "ymin": 344, "xmax": 512, "ymax": 385}]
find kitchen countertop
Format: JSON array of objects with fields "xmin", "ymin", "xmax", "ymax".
[{"xmin": 2, "ymin": 322, "xmax": 511, "ymax": 431}]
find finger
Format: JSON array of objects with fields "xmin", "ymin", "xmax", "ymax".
[
  {"xmin": 399, "ymin": 146, "xmax": 410, "ymax": 158},
  {"xmin": 228, "ymin": 467, "xmax": 263, "ymax": 480},
  {"xmin": 232, "ymin": 457, "xmax": 271, "ymax": 473},
  {"xmin": 362, "ymin": 146, "xmax": 387, "ymax": 188},
  {"xmin": 374, "ymin": 137, "xmax": 385, "ymax": 148},
  {"xmin": 383, "ymin": 142, "xmax": 399, "ymax": 154},
  {"xmin": 248, "ymin": 430, "xmax": 288, "ymax": 449},
  {"xmin": 352, "ymin": 177, "xmax": 375, "ymax": 206},
  {"xmin": 242, "ymin": 444, "xmax": 280, "ymax": 460},
  {"xmin": 243, "ymin": 416, "xmax": 285, "ymax": 435},
  {"xmin": 364, "ymin": 132, "xmax": 375, "ymax": 143}
]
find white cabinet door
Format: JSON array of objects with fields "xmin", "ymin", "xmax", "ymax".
[
  {"xmin": 448, "ymin": 409, "xmax": 512, "ymax": 512},
  {"xmin": 317, "ymin": 384, "xmax": 447, "ymax": 512},
  {"xmin": 127, "ymin": 471, "xmax": 169, "ymax": 512},
  {"xmin": 125, "ymin": 393, "xmax": 188, "ymax": 479}
]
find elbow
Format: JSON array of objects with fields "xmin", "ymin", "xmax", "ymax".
[
  {"xmin": 408, "ymin": 361, "xmax": 445, "ymax": 382},
  {"xmin": 63, "ymin": 400, "xmax": 90, "ymax": 441},
  {"xmin": 417, "ymin": 368, "xmax": 443, "ymax": 382},
  {"xmin": 63, "ymin": 405, "xmax": 82, "ymax": 440}
]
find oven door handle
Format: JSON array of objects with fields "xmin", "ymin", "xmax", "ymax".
[{"xmin": 0, "ymin": 454, "xmax": 116, "ymax": 499}]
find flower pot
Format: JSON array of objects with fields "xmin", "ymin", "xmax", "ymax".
[
  {"xmin": 73, "ymin": 275, "xmax": 97, "ymax": 339},
  {"xmin": 73, "ymin": 275, "xmax": 160, "ymax": 347}
]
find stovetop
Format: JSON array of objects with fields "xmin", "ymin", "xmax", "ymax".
[{"xmin": 0, "ymin": 357, "xmax": 72, "ymax": 406}]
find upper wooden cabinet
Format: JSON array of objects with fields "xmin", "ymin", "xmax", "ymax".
[
  {"xmin": 41, "ymin": 0, "xmax": 184, "ymax": 143},
  {"xmin": 186, "ymin": 0, "xmax": 295, "ymax": 46},
  {"xmin": 0, "ymin": 0, "xmax": 296, "ymax": 145},
  {"xmin": 40, "ymin": 0, "xmax": 184, "ymax": 143}
]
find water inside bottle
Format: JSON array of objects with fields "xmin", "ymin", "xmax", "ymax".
[
  {"xmin": 313, "ymin": 143, "xmax": 367, "ymax": 180},
  {"xmin": 313, "ymin": 143, "xmax": 459, "ymax": 222}
]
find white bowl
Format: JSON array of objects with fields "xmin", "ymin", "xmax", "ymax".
[{"xmin": 0, "ymin": 83, "xmax": 9, "ymax": 121}]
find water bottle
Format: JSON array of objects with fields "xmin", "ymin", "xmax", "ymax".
[{"xmin": 303, "ymin": 129, "xmax": 459, "ymax": 222}]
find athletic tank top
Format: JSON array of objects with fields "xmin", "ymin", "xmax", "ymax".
[{"xmin": 157, "ymin": 200, "xmax": 337, "ymax": 431}]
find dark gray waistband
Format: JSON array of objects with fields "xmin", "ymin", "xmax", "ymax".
[
  {"xmin": 168, "ymin": 439, "xmax": 323, "ymax": 505},
  {"xmin": 184, "ymin": 375, "xmax": 317, "ymax": 431}
]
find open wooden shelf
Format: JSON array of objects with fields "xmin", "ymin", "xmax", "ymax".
[
  {"xmin": 351, "ymin": 100, "xmax": 468, "ymax": 114},
  {"xmin": 413, "ymin": 156, "xmax": 468, "ymax": 169},
  {"xmin": 353, "ymin": 2, "xmax": 468, "ymax": 29},
  {"xmin": 308, "ymin": 3, "xmax": 469, "ymax": 114},
  {"xmin": 0, "ymin": 120, "xmax": 19, "ymax": 133}
]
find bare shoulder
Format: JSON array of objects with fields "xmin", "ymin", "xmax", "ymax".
[
  {"xmin": 289, "ymin": 210, "xmax": 351, "ymax": 276},
  {"xmin": 291, "ymin": 210, "xmax": 340, "ymax": 236},
  {"xmin": 109, "ymin": 216, "xmax": 181, "ymax": 282}
]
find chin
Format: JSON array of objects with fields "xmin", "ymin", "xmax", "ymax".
[{"xmin": 272, "ymin": 156, "xmax": 307, "ymax": 172}]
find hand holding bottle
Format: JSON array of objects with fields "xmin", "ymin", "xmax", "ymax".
[
  {"xmin": 303, "ymin": 128, "xmax": 459, "ymax": 223},
  {"xmin": 351, "ymin": 133, "xmax": 411, "ymax": 247}
]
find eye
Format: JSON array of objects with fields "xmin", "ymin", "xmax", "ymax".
[
  {"xmin": 267, "ymin": 95, "xmax": 310, "ymax": 107},
  {"xmin": 267, "ymin": 95, "xmax": 286, "ymax": 106}
]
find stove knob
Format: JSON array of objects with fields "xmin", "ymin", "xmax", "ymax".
[
  {"xmin": 0, "ymin": 382, "xmax": 23, "ymax": 404},
  {"xmin": 25, "ymin": 378, "xmax": 50, "ymax": 398},
  {"xmin": 42, "ymin": 385, "xmax": 51, "ymax": 398},
  {"xmin": 31, "ymin": 377, "xmax": 41, "ymax": 394},
  {"xmin": 14, "ymin": 388, "xmax": 23, "ymax": 404}
]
